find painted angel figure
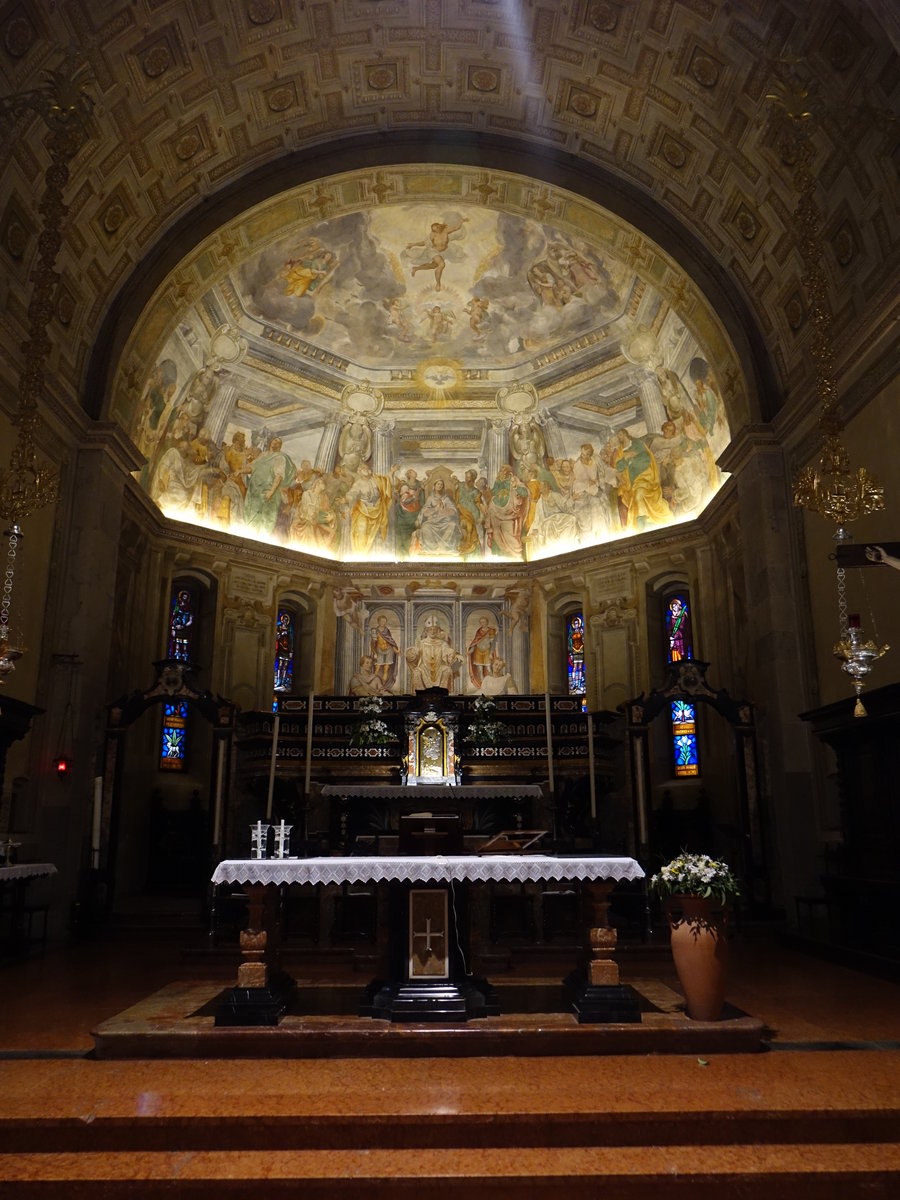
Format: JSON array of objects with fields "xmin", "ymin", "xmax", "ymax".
[
  {"xmin": 505, "ymin": 585, "xmax": 531, "ymax": 634},
  {"xmin": 333, "ymin": 586, "xmax": 369, "ymax": 635}
]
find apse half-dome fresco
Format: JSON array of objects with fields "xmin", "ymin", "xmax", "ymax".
[{"xmin": 115, "ymin": 165, "xmax": 742, "ymax": 565}]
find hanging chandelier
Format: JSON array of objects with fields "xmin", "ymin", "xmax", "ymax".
[{"xmin": 0, "ymin": 50, "xmax": 93, "ymax": 683}]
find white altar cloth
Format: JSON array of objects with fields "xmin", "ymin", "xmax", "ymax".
[
  {"xmin": 0, "ymin": 862, "xmax": 57, "ymax": 883},
  {"xmin": 212, "ymin": 855, "xmax": 643, "ymax": 888}
]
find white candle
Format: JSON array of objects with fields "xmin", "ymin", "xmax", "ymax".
[
  {"xmin": 278, "ymin": 818, "xmax": 286, "ymax": 858},
  {"xmin": 255, "ymin": 819, "xmax": 263, "ymax": 857},
  {"xmin": 587, "ymin": 712, "xmax": 596, "ymax": 820},
  {"xmin": 265, "ymin": 711, "xmax": 280, "ymax": 820},
  {"xmin": 91, "ymin": 776, "xmax": 103, "ymax": 868},
  {"xmin": 544, "ymin": 692, "xmax": 555, "ymax": 794},
  {"xmin": 304, "ymin": 689, "xmax": 314, "ymax": 793},
  {"xmin": 212, "ymin": 739, "xmax": 226, "ymax": 850}
]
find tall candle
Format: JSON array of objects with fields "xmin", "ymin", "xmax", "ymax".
[
  {"xmin": 544, "ymin": 692, "xmax": 555, "ymax": 793},
  {"xmin": 212, "ymin": 738, "xmax": 226, "ymax": 850},
  {"xmin": 265, "ymin": 711, "xmax": 280, "ymax": 820},
  {"xmin": 304, "ymin": 689, "xmax": 315, "ymax": 793},
  {"xmin": 278, "ymin": 818, "xmax": 286, "ymax": 858},
  {"xmin": 91, "ymin": 776, "xmax": 102, "ymax": 869},
  {"xmin": 587, "ymin": 712, "xmax": 596, "ymax": 820}
]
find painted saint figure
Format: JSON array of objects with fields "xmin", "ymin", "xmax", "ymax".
[
  {"xmin": 467, "ymin": 619, "xmax": 498, "ymax": 688},
  {"xmin": 479, "ymin": 657, "xmax": 518, "ymax": 697},
  {"xmin": 348, "ymin": 654, "xmax": 387, "ymax": 697},
  {"xmin": 406, "ymin": 618, "xmax": 464, "ymax": 693},
  {"xmin": 410, "ymin": 479, "xmax": 463, "ymax": 556},
  {"xmin": 369, "ymin": 614, "xmax": 400, "ymax": 691}
]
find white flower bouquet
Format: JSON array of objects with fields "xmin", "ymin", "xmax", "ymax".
[{"xmin": 649, "ymin": 851, "xmax": 740, "ymax": 909}]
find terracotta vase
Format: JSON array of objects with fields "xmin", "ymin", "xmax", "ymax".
[{"xmin": 666, "ymin": 894, "xmax": 729, "ymax": 1021}]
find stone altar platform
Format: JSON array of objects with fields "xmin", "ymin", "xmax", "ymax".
[{"xmin": 92, "ymin": 967, "xmax": 765, "ymax": 1058}]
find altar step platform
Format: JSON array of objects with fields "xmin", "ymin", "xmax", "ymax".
[{"xmin": 91, "ymin": 949, "xmax": 765, "ymax": 1059}]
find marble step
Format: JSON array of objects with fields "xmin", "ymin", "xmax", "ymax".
[{"xmin": 1, "ymin": 1141, "xmax": 898, "ymax": 1197}]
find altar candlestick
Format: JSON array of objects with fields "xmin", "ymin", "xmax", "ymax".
[
  {"xmin": 304, "ymin": 689, "xmax": 314, "ymax": 793},
  {"xmin": 91, "ymin": 776, "xmax": 102, "ymax": 869},
  {"xmin": 587, "ymin": 712, "xmax": 596, "ymax": 820},
  {"xmin": 544, "ymin": 692, "xmax": 555, "ymax": 793},
  {"xmin": 265, "ymin": 711, "xmax": 280, "ymax": 820},
  {"xmin": 278, "ymin": 818, "xmax": 286, "ymax": 858}
]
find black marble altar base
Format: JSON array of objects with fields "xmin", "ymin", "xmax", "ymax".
[
  {"xmin": 214, "ymin": 978, "xmax": 293, "ymax": 1027},
  {"xmin": 563, "ymin": 970, "xmax": 642, "ymax": 1024},
  {"xmin": 359, "ymin": 977, "xmax": 501, "ymax": 1023}
]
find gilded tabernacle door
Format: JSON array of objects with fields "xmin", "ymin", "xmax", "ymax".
[{"xmin": 403, "ymin": 689, "xmax": 459, "ymax": 786}]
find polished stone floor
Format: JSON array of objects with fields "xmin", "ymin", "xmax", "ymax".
[{"xmin": 1, "ymin": 923, "xmax": 898, "ymax": 1195}]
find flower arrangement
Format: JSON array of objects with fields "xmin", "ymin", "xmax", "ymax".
[
  {"xmin": 649, "ymin": 851, "xmax": 740, "ymax": 909},
  {"xmin": 350, "ymin": 694, "xmax": 395, "ymax": 748},
  {"xmin": 464, "ymin": 694, "xmax": 506, "ymax": 748}
]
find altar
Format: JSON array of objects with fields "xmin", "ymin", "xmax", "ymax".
[
  {"xmin": 319, "ymin": 782, "xmax": 545, "ymax": 853},
  {"xmin": 0, "ymin": 862, "xmax": 56, "ymax": 954},
  {"xmin": 211, "ymin": 854, "xmax": 644, "ymax": 1026}
]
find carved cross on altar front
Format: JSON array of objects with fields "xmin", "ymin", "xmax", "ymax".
[
  {"xmin": 409, "ymin": 888, "xmax": 449, "ymax": 979},
  {"xmin": 412, "ymin": 917, "xmax": 444, "ymax": 959}
]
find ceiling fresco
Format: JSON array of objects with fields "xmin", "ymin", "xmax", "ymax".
[{"xmin": 117, "ymin": 165, "xmax": 738, "ymax": 565}]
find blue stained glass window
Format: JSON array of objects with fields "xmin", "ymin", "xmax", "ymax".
[
  {"xmin": 566, "ymin": 612, "xmax": 585, "ymax": 697},
  {"xmin": 274, "ymin": 609, "xmax": 295, "ymax": 693},
  {"xmin": 674, "ymin": 733, "xmax": 699, "ymax": 767},
  {"xmin": 160, "ymin": 701, "xmax": 188, "ymax": 771},
  {"xmin": 168, "ymin": 587, "xmax": 195, "ymax": 662},
  {"xmin": 670, "ymin": 698, "xmax": 699, "ymax": 777}
]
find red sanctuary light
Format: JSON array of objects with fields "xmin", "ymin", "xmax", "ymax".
[{"xmin": 54, "ymin": 755, "xmax": 69, "ymax": 777}]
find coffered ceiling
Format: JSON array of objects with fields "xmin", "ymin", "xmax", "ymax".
[{"xmin": 0, "ymin": 0, "xmax": 897, "ymax": 440}]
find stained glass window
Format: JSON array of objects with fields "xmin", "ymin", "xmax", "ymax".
[
  {"xmin": 665, "ymin": 594, "xmax": 692, "ymax": 663},
  {"xmin": 168, "ymin": 587, "xmax": 196, "ymax": 662},
  {"xmin": 274, "ymin": 609, "xmax": 295, "ymax": 694},
  {"xmin": 160, "ymin": 701, "xmax": 188, "ymax": 771},
  {"xmin": 670, "ymin": 699, "xmax": 699, "ymax": 777},
  {"xmin": 567, "ymin": 612, "xmax": 585, "ymax": 696}
]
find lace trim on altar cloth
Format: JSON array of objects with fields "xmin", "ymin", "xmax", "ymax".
[
  {"xmin": 211, "ymin": 855, "xmax": 644, "ymax": 887},
  {"xmin": 0, "ymin": 862, "xmax": 58, "ymax": 881}
]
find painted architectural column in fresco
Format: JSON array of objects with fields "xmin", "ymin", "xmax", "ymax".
[
  {"xmin": 539, "ymin": 413, "xmax": 567, "ymax": 464},
  {"xmin": 487, "ymin": 419, "xmax": 509, "ymax": 486},
  {"xmin": 314, "ymin": 415, "xmax": 342, "ymax": 473},
  {"xmin": 372, "ymin": 419, "xmax": 394, "ymax": 477},
  {"xmin": 639, "ymin": 377, "xmax": 668, "ymax": 436}
]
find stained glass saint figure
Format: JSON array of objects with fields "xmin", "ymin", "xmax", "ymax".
[
  {"xmin": 666, "ymin": 595, "xmax": 692, "ymax": 663},
  {"xmin": 567, "ymin": 612, "xmax": 586, "ymax": 695},
  {"xmin": 274, "ymin": 609, "xmax": 294, "ymax": 693},
  {"xmin": 168, "ymin": 588, "xmax": 195, "ymax": 661}
]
